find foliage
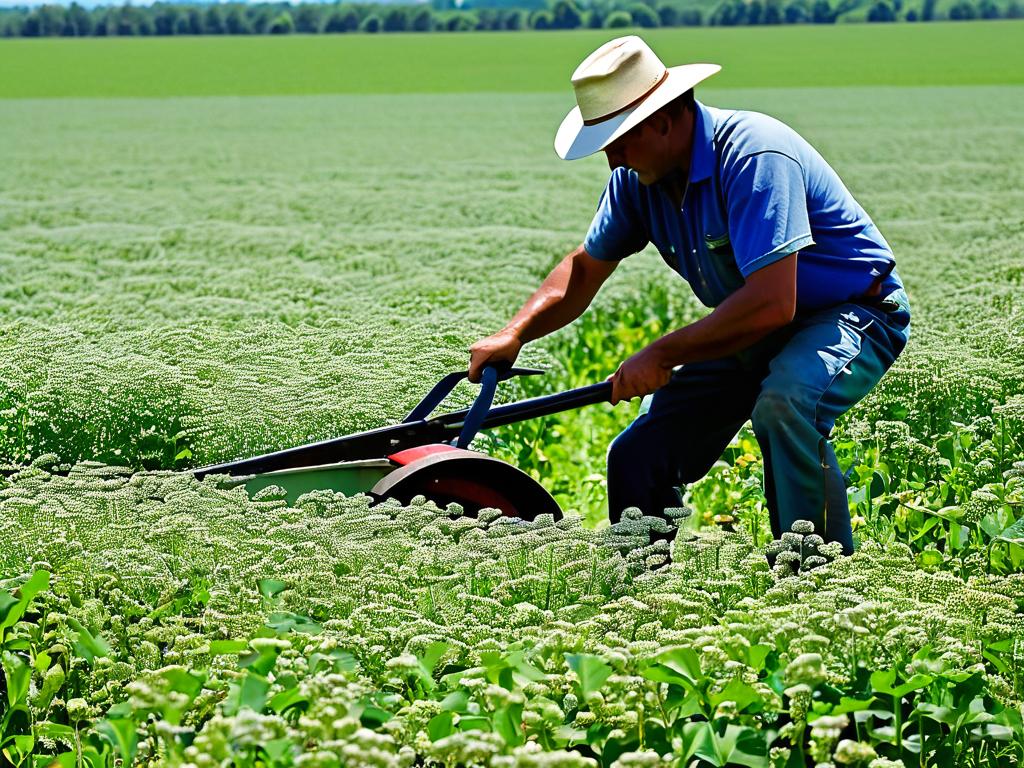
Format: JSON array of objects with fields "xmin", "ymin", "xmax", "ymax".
[
  {"xmin": 1, "ymin": 51, "xmax": 1023, "ymax": 767},
  {"xmin": 1, "ymin": 0, "xmax": 1022, "ymax": 40},
  {"xmin": 1, "ymin": 467, "xmax": 1022, "ymax": 765}
]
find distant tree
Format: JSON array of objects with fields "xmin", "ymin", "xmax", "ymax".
[
  {"xmin": 62, "ymin": 2, "xmax": 91, "ymax": 35},
  {"xmin": 710, "ymin": 0, "xmax": 745, "ymax": 24},
  {"xmin": 381, "ymin": 7, "xmax": 406, "ymax": 30},
  {"xmin": 551, "ymin": 0, "xmax": 583, "ymax": 27},
  {"xmin": 603, "ymin": 8, "xmax": 633, "ymax": 25},
  {"xmin": 784, "ymin": 0, "xmax": 808, "ymax": 20},
  {"xmin": 529, "ymin": 8, "xmax": 553, "ymax": 26},
  {"xmin": 173, "ymin": 15, "xmax": 190, "ymax": 34},
  {"xmin": 764, "ymin": 0, "xmax": 784, "ymax": 22},
  {"xmin": 292, "ymin": 4, "xmax": 320, "ymax": 33},
  {"xmin": 2, "ymin": 16, "xmax": 23, "ymax": 36},
  {"xmin": 867, "ymin": 0, "xmax": 896, "ymax": 19},
  {"xmin": 225, "ymin": 7, "xmax": 251, "ymax": 34},
  {"xmin": 410, "ymin": 6, "xmax": 434, "ymax": 30},
  {"xmin": 811, "ymin": 0, "xmax": 834, "ymax": 21},
  {"xmin": 204, "ymin": 6, "xmax": 225, "ymax": 34},
  {"xmin": 586, "ymin": 7, "xmax": 605, "ymax": 25},
  {"xmin": 628, "ymin": 2, "xmax": 660, "ymax": 25},
  {"xmin": 111, "ymin": 5, "xmax": 141, "ymax": 36},
  {"xmin": 680, "ymin": 7, "xmax": 703, "ymax": 23},
  {"xmin": 324, "ymin": 5, "xmax": 360, "ymax": 32},
  {"xmin": 249, "ymin": 7, "xmax": 274, "ymax": 33},
  {"xmin": 504, "ymin": 8, "xmax": 526, "ymax": 27},
  {"xmin": 360, "ymin": 13, "xmax": 380, "ymax": 31},
  {"xmin": 921, "ymin": 0, "xmax": 936, "ymax": 19},
  {"xmin": 1007, "ymin": 0, "xmax": 1023, "ymax": 16},
  {"xmin": 24, "ymin": 5, "xmax": 65, "ymax": 36},
  {"xmin": 445, "ymin": 11, "xmax": 477, "ymax": 29},
  {"xmin": 152, "ymin": 4, "xmax": 178, "ymax": 35},
  {"xmin": 187, "ymin": 7, "xmax": 203, "ymax": 34},
  {"xmin": 471, "ymin": 8, "xmax": 496, "ymax": 29},
  {"xmin": 269, "ymin": 10, "xmax": 295, "ymax": 33},
  {"xmin": 746, "ymin": 0, "xmax": 764, "ymax": 22},
  {"xmin": 657, "ymin": 4, "xmax": 679, "ymax": 25},
  {"xmin": 978, "ymin": 0, "xmax": 1000, "ymax": 17},
  {"xmin": 948, "ymin": 0, "xmax": 976, "ymax": 16}
]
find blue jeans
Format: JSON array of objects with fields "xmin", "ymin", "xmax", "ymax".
[{"xmin": 606, "ymin": 288, "xmax": 911, "ymax": 554}]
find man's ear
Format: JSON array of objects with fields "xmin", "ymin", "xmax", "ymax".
[{"xmin": 649, "ymin": 110, "xmax": 672, "ymax": 138}]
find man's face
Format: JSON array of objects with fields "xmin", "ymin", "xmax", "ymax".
[{"xmin": 602, "ymin": 115, "xmax": 673, "ymax": 186}]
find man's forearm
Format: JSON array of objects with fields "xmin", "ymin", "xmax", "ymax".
[
  {"xmin": 651, "ymin": 274, "xmax": 796, "ymax": 366},
  {"xmin": 504, "ymin": 250, "xmax": 601, "ymax": 343}
]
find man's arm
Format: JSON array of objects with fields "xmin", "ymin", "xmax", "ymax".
[
  {"xmin": 608, "ymin": 253, "xmax": 797, "ymax": 403},
  {"xmin": 468, "ymin": 245, "xmax": 618, "ymax": 382}
]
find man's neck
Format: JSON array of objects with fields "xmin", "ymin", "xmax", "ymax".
[{"xmin": 662, "ymin": 107, "xmax": 696, "ymax": 208}]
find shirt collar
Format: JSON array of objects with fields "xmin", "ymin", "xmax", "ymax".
[
  {"xmin": 652, "ymin": 100, "xmax": 716, "ymax": 192},
  {"xmin": 688, "ymin": 99, "xmax": 716, "ymax": 184}
]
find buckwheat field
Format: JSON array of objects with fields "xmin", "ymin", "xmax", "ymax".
[{"xmin": 1, "ymin": 26, "xmax": 1023, "ymax": 768}]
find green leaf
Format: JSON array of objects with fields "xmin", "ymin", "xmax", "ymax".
[
  {"xmin": 266, "ymin": 611, "xmax": 321, "ymax": 635},
  {"xmin": 65, "ymin": 618, "xmax": 110, "ymax": 665},
  {"xmin": 269, "ymin": 686, "xmax": 307, "ymax": 716},
  {"xmin": 720, "ymin": 724, "xmax": 770, "ymax": 768},
  {"xmin": 428, "ymin": 711, "xmax": 455, "ymax": 741},
  {"xmin": 655, "ymin": 647, "xmax": 703, "ymax": 682},
  {"xmin": 995, "ymin": 516, "xmax": 1024, "ymax": 543},
  {"xmin": 240, "ymin": 672, "xmax": 270, "ymax": 712},
  {"xmin": 565, "ymin": 653, "xmax": 612, "ymax": 697},
  {"xmin": 440, "ymin": 691, "xmax": 469, "ymax": 713},
  {"xmin": 493, "ymin": 702, "xmax": 525, "ymax": 746},
  {"xmin": 891, "ymin": 674, "xmax": 933, "ymax": 699},
  {"xmin": 262, "ymin": 739, "xmax": 293, "ymax": 763},
  {"xmin": 258, "ymin": 578, "xmax": 288, "ymax": 600},
  {"xmin": 94, "ymin": 718, "xmax": 137, "ymax": 764},
  {"xmin": 2, "ymin": 651, "xmax": 31, "ymax": 709},
  {"xmin": 161, "ymin": 667, "xmax": 205, "ymax": 699},
  {"xmin": 917, "ymin": 549, "xmax": 944, "ymax": 568},
  {"xmin": 682, "ymin": 721, "xmax": 722, "ymax": 766},
  {"xmin": 0, "ymin": 570, "xmax": 50, "ymax": 639},
  {"xmin": 208, "ymin": 639, "xmax": 249, "ymax": 656},
  {"xmin": 455, "ymin": 715, "xmax": 491, "ymax": 732},
  {"xmin": 308, "ymin": 648, "xmax": 357, "ymax": 674},
  {"xmin": 419, "ymin": 641, "xmax": 449, "ymax": 676},
  {"xmin": 817, "ymin": 696, "xmax": 876, "ymax": 716},
  {"xmin": 711, "ymin": 677, "xmax": 764, "ymax": 714},
  {"xmin": 35, "ymin": 721, "xmax": 76, "ymax": 740},
  {"xmin": 746, "ymin": 644, "xmax": 772, "ymax": 672}
]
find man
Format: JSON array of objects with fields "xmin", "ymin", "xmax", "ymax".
[{"xmin": 468, "ymin": 36, "xmax": 910, "ymax": 554}]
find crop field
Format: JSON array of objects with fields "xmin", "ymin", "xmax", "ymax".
[{"xmin": 1, "ymin": 24, "xmax": 1024, "ymax": 768}]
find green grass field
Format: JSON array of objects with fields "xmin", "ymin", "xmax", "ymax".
[
  {"xmin": 2, "ymin": 23, "xmax": 1024, "ymax": 767},
  {"xmin": 1, "ymin": 21, "xmax": 1023, "ymax": 98}
]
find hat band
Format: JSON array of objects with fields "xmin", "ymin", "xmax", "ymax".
[{"xmin": 581, "ymin": 69, "xmax": 670, "ymax": 127}]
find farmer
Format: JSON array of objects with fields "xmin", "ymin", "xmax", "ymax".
[{"xmin": 468, "ymin": 36, "xmax": 910, "ymax": 554}]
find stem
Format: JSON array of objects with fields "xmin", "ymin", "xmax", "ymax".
[{"xmin": 894, "ymin": 694, "xmax": 902, "ymax": 753}]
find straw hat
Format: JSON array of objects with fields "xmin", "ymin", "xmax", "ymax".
[{"xmin": 554, "ymin": 36, "xmax": 721, "ymax": 161}]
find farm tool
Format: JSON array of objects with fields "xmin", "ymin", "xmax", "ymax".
[{"xmin": 194, "ymin": 365, "xmax": 612, "ymax": 520}]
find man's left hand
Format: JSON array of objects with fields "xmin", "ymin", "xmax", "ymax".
[{"xmin": 607, "ymin": 344, "xmax": 675, "ymax": 405}]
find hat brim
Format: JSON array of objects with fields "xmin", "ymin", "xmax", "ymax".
[{"xmin": 554, "ymin": 63, "xmax": 721, "ymax": 161}]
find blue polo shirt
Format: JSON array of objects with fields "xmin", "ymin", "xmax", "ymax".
[{"xmin": 583, "ymin": 100, "xmax": 902, "ymax": 311}]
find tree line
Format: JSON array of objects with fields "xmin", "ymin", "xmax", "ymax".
[{"xmin": 1, "ymin": 0, "xmax": 1019, "ymax": 37}]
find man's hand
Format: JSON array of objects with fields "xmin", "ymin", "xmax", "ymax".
[
  {"xmin": 468, "ymin": 330, "xmax": 522, "ymax": 383},
  {"xmin": 607, "ymin": 344, "xmax": 674, "ymax": 405}
]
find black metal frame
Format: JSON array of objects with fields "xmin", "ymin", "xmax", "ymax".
[{"xmin": 193, "ymin": 366, "xmax": 611, "ymax": 479}]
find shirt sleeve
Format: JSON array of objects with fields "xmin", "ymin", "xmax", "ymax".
[
  {"xmin": 724, "ymin": 151, "xmax": 815, "ymax": 277},
  {"xmin": 583, "ymin": 168, "xmax": 649, "ymax": 262}
]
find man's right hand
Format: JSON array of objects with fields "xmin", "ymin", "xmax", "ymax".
[{"xmin": 468, "ymin": 330, "xmax": 522, "ymax": 383}]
